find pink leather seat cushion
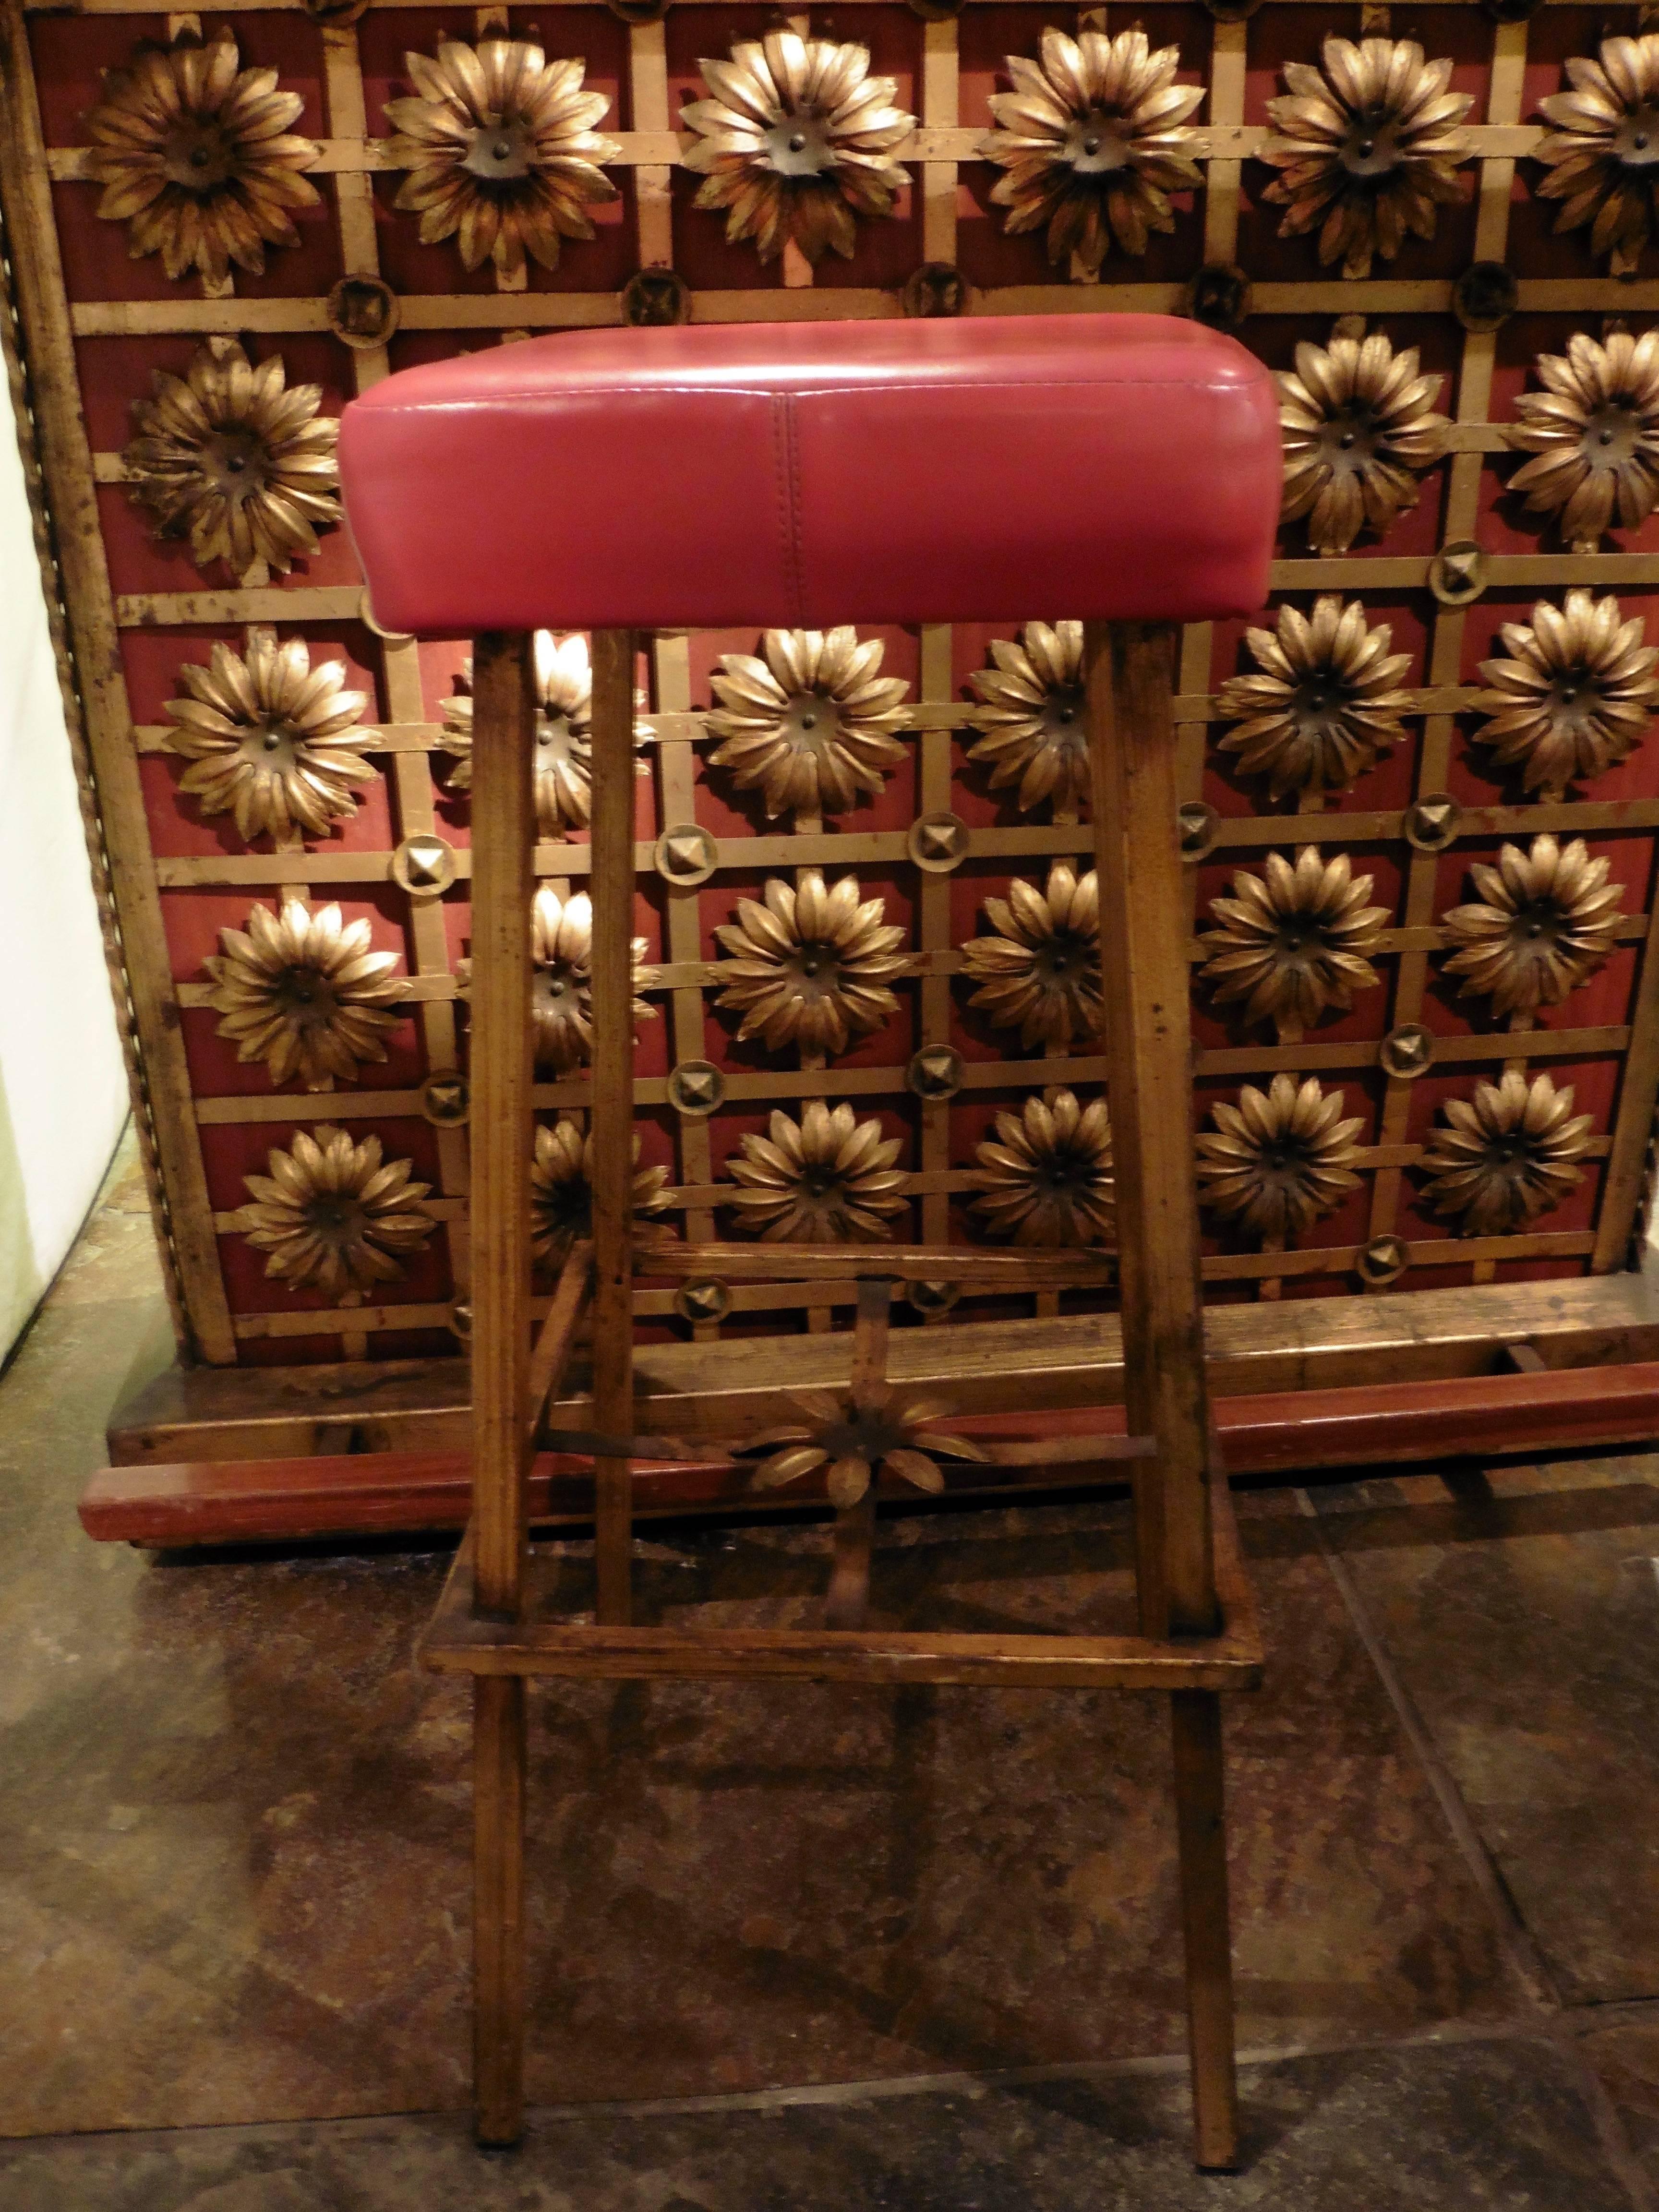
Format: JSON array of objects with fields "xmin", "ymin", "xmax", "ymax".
[{"xmin": 339, "ymin": 315, "xmax": 1281, "ymax": 636}]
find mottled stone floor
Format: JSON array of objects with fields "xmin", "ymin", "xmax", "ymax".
[{"xmin": 1, "ymin": 1132, "xmax": 1657, "ymax": 2207}]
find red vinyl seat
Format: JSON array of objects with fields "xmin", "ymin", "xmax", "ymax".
[{"xmin": 339, "ymin": 315, "xmax": 1281, "ymax": 637}]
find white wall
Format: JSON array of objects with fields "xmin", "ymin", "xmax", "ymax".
[{"xmin": 0, "ymin": 367, "xmax": 128, "ymax": 1363}]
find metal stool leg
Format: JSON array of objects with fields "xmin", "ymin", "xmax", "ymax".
[
  {"xmin": 468, "ymin": 630, "xmax": 537, "ymax": 2146},
  {"xmin": 1086, "ymin": 620, "xmax": 1240, "ymax": 2172}
]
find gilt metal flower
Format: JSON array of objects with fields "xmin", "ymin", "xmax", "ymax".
[
  {"xmin": 85, "ymin": 27, "xmax": 321, "ymax": 289},
  {"xmin": 442, "ymin": 632, "xmax": 594, "ymax": 836},
  {"xmin": 1474, "ymin": 589, "xmax": 1659, "ymax": 796},
  {"xmin": 965, "ymin": 622, "xmax": 1091, "ymax": 814},
  {"xmin": 164, "ymin": 630, "xmax": 375, "ymax": 843},
  {"xmin": 971, "ymin": 1088, "xmax": 1115, "ymax": 1248},
  {"xmin": 979, "ymin": 26, "xmax": 1203, "ymax": 280},
  {"xmin": 1260, "ymin": 36, "xmax": 1471, "ymax": 280},
  {"xmin": 1506, "ymin": 329, "xmax": 1659, "ymax": 543},
  {"xmin": 1196, "ymin": 1073, "xmax": 1364, "ymax": 1242},
  {"xmin": 204, "ymin": 899, "xmax": 405, "ymax": 1091},
  {"xmin": 714, "ymin": 870, "xmax": 907, "ymax": 1057},
  {"xmin": 529, "ymin": 1119, "xmax": 671, "ymax": 1267},
  {"xmin": 706, "ymin": 628, "xmax": 910, "ymax": 818},
  {"xmin": 681, "ymin": 31, "xmax": 914, "ymax": 265},
  {"xmin": 1442, "ymin": 834, "xmax": 1624, "ymax": 1019},
  {"xmin": 1216, "ymin": 596, "xmax": 1413, "ymax": 798},
  {"xmin": 1419, "ymin": 1070, "xmax": 1594, "ymax": 1235},
  {"xmin": 747, "ymin": 1386, "xmax": 987, "ymax": 1509},
  {"xmin": 123, "ymin": 337, "xmax": 339, "ymax": 578},
  {"xmin": 1535, "ymin": 33, "xmax": 1659, "ymax": 276},
  {"xmin": 1279, "ymin": 332, "xmax": 1450, "ymax": 554},
  {"xmin": 1199, "ymin": 849, "xmax": 1387, "ymax": 1040},
  {"xmin": 385, "ymin": 37, "xmax": 620, "ymax": 279},
  {"xmin": 236, "ymin": 1127, "xmax": 434, "ymax": 1299},
  {"xmin": 453, "ymin": 885, "xmax": 650, "ymax": 1075},
  {"xmin": 727, "ymin": 1101, "xmax": 906, "ymax": 1241},
  {"xmin": 961, "ymin": 862, "xmax": 1101, "ymax": 1051}
]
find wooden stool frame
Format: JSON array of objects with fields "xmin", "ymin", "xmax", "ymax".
[{"xmin": 421, "ymin": 619, "xmax": 1265, "ymax": 2171}]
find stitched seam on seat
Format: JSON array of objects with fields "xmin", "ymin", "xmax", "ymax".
[
  {"xmin": 784, "ymin": 394, "xmax": 806, "ymax": 623},
  {"xmin": 370, "ymin": 375, "xmax": 1253, "ymax": 412},
  {"xmin": 770, "ymin": 394, "xmax": 798, "ymax": 625}
]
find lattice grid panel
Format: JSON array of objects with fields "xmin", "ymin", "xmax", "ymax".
[{"xmin": 12, "ymin": 0, "xmax": 1659, "ymax": 1366}]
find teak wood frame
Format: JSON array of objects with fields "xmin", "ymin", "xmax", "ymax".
[{"xmin": 422, "ymin": 618, "xmax": 1265, "ymax": 2170}]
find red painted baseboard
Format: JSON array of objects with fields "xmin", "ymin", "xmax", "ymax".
[{"xmin": 78, "ymin": 1360, "xmax": 1659, "ymax": 1547}]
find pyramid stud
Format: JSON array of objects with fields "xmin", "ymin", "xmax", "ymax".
[
  {"xmin": 1179, "ymin": 800, "xmax": 1219, "ymax": 858},
  {"xmin": 418, "ymin": 1071, "xmax": 471, "ymax": 1127},
  {"xmin": 668, "ymin": 1058, "xmax": 725, "ymax": 1115},
  {"xmin": 1356, "ymin": 1234, "xmax": 1410, "ymax": 1287},
  {"xmin": 907, "ymin": 1278, "xmax": 960, "ymax": 1317},
  {"xmin": 1429, "ymin": 540, "xmax": 1487, "ymax": 607},
  {"xmin": 674, "ymin": 1279, "xmax": 732, "ymax": 1324},
  {"xmin": 1380, "ymin": 1024, "xmax": 1434, "ymax": 1080},
  {"xmin": 906, "ymin": 1045, "xmax": 964, "ymax": 1100},
  {"xmin": 907, "ymin": 810, "xmax": 970, "ymax": 872},
  {"xmin": 448, "ymin": 1298, "xmax": 473, "ymax": 1339},
  {"xmin": 654, "ymin": 822, "xmax": 717, "ymax": 886},
  {"xmin": 1404, "ymin": 794, "xmax": 1461, "ymax": 853},
  {"xmin": 393, "ymin": 832, "xmax": 457, "ymax": 895}
]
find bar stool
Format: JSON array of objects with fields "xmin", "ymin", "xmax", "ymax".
[{"xmin": 340, "ymin": 314, "xmax": 1281, "ymax": 2169}]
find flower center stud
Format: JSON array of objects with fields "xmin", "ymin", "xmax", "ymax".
[
  {"xmin": 1062, "ymin": 108, "xmax": 1132, "ymax": 176},
  {"xmin": 1339, "ymin": 109, "xmax": 1403, "ymax": 180},
  {"xmin": 1614, "ymin": 105, "xmax": 1659, "ymax": 169},
  {"xmin": 781, "ymin": 692, "xmax": 842, "ymax": 750},
  {"xmin": 1038, "ymin": 685, "xmax": 1088, "ymax": 743},
  {"xmin": 1318, "ymin": 403, "xmax": 1380, "ymax": 474},
  {"xmin": 461, "ymin": 118, "xmax": 536, "ymax": 184},
  {"xmin": 161, "ymin": 119, "xmax": 237, "ymax": 193},
  {"xmin": 763, "ymin": 111, "xmax": 836, "ymax": 178},
  {"xmin": 1585, "ymin": 401, "xmax": 1641, "ymax": 465}
]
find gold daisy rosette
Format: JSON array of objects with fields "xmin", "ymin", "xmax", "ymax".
[
  {"xmin": 979, "ymin": 26, "xmax": 1203, "ymax": 280},
  {"xmin": 681, "ymin": 31, "xmax": 914, "ymax": 265},
  {"xmin": 122, "ymin": 337, "xmax": 340, "ymax": 579},
  {"xmin": 204, "ymin": 899, "xmax": 406, "ymax": 1091},
  {"xmin": 385, "ymin": 37, "xmax": 620, "ymax": 279},
  {"xmin": 85, "ymin": 27, "xmax": 321, "ymax": 288}
]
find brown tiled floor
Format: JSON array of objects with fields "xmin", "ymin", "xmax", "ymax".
[{"xmin": 1, "ymin": 1133, "xmax": 1656, "ymax": 2206}]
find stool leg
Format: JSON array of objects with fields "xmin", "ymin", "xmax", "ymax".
[
  {"xmin": 1084, "ymin": 621, "xmax": 1239, "ymax": 2172},
  {"xmin": 475, "ymin": 1674, "xmax": 527, "ymax": 2144},
  {"xmin": 1172, "ymin": 1689, "xmax": 1239, "ymax": 2170},
  {"xmin": 587, "ymin": 629, "xmax": 637, "ymax": 1626},
  {"xmin": 468, "ymin": 630, "xmax": 537, "ymax": 2145}
]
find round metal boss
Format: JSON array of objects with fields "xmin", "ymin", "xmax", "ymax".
[
  {"xmin": 622, "ymin": 268, "xmax": 690, "ymax": 326},
  {"xmin": 1429, "ymin": 540, "xmax": 1488, "ymax": 607},
  {"xmin": 907, "ymin": 810, "xmax": 970, "ymax": 872},
  {"xmin": 668, "ymin": 1058, "xmax": 725, "ymax": 1116},
  {"xmin": 1355, "ymin": 1234, "xmax": 1411, "ymax": 1287},
  {"xmin": 674, "ymin": 1279, "xmax": 732, "ymax": 1324},
  {"xmin": 1182, "ymin": 264, "xmax": 1252, "ymax": 333},
  {"xmin": 418, "ymin": 1070, "xmax": 471, "ymax": 1127},
  {"xmin": 1380, "ymin": 1024, "xmax": 1434, "ymax": 1081},
  {"xmin": 654, "ymin": 822, "xmax": 718, "ymax": 887},
  {"xmin": 1179, "ymin": 800, "xmax": 1219, "ymax": 860},
  {"xmin": 1452, "ymin": 262, "xmax": 1518, "ymax": 335},
  {"xmin": 907, "ymin": 1045, "xmax": 965, "ymax": 1101},
  {"xmin": 327, "ymin": 275, "xmax": 400, "ymax": 349},
  {"xmin": 1403, "ymin": 793, "xmax": 1462, "ymax": 854},
  {"xmin": 392, "ymin": 832, "xmax": 459, "ymax": 896},
  {"xmin": 902, "ymin": 263, "xmax": 968, "ymax": 319}
]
